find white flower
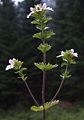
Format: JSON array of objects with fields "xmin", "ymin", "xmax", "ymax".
[
  {"xmin": 27, "ymin": 3, "xmax": 53, "ymax": 18},
  {"xmin": 42, "ymin": 3, "xmax": 54, "ymax": 11},
  {"xmin": 71, "ymin": 49, "xmax": 78, "ymax": 57},
  {"xmin": 27, "ymin": 7, "xmax": 35, "ymax": 18},
  {"xmin": 56, "ymin": 51, "xmax": 64, "ymax": 58},
  {"xmin": 57, "ymin": 49, "xmax": 78, "ymax": 58},
  {"xmin": 5, "ymin": 58, "xmax": 16, "ymax": 70}
]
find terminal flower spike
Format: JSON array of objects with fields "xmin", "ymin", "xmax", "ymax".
[{"xmin": 27, "ymin": 3, "xmax": 53, "ymax": 18}]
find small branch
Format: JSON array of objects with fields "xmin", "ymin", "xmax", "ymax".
[
  {"xmin": 42, "ymin": 70, "xmax": 46, "ymax": 120},
  {"xmin": 51, "ymin": 63, "xmax": 68, "ymax": 101},
  {"xmin": 51, "ymin": 77, "xmax": 64, "ymax": 101},
  {"xmin": 24, "ymin": 81, "xmax": 39, "ymax": 106}
]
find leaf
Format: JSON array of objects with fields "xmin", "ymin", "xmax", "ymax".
[
  {"xmin": 43, "ymin": 17, "xmax": 52, "ymax": 23},
  {"xmin": 31, "ymin": 20, "xmax": 40, "ymax": 25},
  {"xmin": 31, "ymin": 100, "xmax": 59, "ymax": 112},
  {"xmin": 61, "ymin": 62, "xmax": 67, "ymax": 67},
  {"xmin": 15, "ymin": 67, "xmax": 27, "ymax": 73},
  {"xmin": 43, "ymin": 31, "xmax": 55, "ymax": 39},
  {"xmin": 34, "ymin": 62, "xmax": 58, "ymax": 71},
  {"xmin": 33, "ymin": 32, "xmax": 42, "ymax": 39},
  {"xmin": 71, "ymin": 60, "xmax": 76, "ymax": 64},
  {"xmin": 37, "ymin": 43, "xmax": 51, "ymax": 53},
  {"xmin": 18, "ymin": 74, "xmax": 28, "ymax": 81},
  {"xmin": 60, "ymin": 71, "xmax": 71, "ymax": 79},
  {"xmin": 33, "ymin": 31, "xmax": 55, "ymax": 40},
  {"xmin": 31, "ymin": 17, "xmax": 52, "ymax": 25},
  {"xmin": 36, "ymin": 25, "xmax": 48, "ymax": 31}
]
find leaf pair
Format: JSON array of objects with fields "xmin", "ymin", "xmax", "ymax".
[
  {"xmin": 33, "ymin": 31, "xmax": 55, "ymax": 40},
  {"xmin": 38, "ymin": 43, "xmax": 51, "ymax": 53},
  {"xmin": 34, "ymin": 62, "xmax": 58, "ymax": 71},
  {"xmin": 31, "ymin": 100, "xmax": 59, "ymax": 112}
]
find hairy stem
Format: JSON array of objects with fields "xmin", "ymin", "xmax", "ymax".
[
  {"xmin": 42, "ymin": 52, "xmax": 46, "ymax": 120},
  {"xmin": 51, "ymin": 77, "xmax": 64, "ymax": 101},
  {"xmin": 41, "ymin": 14, "xmax": 46, "ymax": 120},
  {"xmin": 24, "ymin": 81, "xmax": 39, "ymax": 106},
  {"xmin": 42, "ymin": 38, "xmax": 46, "ymax": 119}
]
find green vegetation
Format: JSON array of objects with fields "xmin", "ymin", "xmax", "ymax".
[
  {"xmin": 0, "ymin": 0, "xmax": 84, "ymax": 108},
  {"xmin": 0, "ymin": 103, "xmax": 84, "ymax": 120}
]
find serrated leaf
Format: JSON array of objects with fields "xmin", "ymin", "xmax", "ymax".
[
  {"xmin": 31, "ymin": 100, "xmax": 59, "ymax": 112},
  {"xmin": 43, "ymin": 31, "xmax": 55, "ymax": 39},
  {"xmin": 36, "ymin": 25, "xmax": 49, "ymax": 31},
  {"xmin": 31, "ymin": 20, "xmax": 40, "ymax": 25},
  {"xmin": 34, "ymin": 62, "xmax": 58, "ymax": 71},
  {"xmin": 43, "ymin": 17, "xmax": 52, "ymax": 23},
  {"xmin": 33, "ymin": 32, "xmax": 42, "ymax": 39},
  {"xmin": 37, "ymin": 43, "xmax": 51, "ymax": 53}
]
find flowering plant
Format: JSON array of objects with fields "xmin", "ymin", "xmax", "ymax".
[{"xmin": 5, "ymin": 3, "xmax": 78, "ymax": 120}]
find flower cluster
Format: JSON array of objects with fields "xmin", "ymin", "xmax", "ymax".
[
  {"xmin": 57, "ymin": 49, "xmax": 78, "ymax": 58},
  {"xmin": 27, "ymin": 3, "xmax": 53, "ymax": 18},
  {"xmin": 5, "ymin": 58, "xmax": 23, "ymax": 70},
  {"xmin": 57, "ymin": 49, "xmax": 78, "ymax": 64}
]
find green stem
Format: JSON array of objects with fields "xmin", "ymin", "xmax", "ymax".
[
  {"xmin": 41, "ymin": 17, "xmax": 46, "ymax": 120},
  {"xmin": 42, "ymin": 52, "xmax": 46, "ymax": 120},
  {"xmin": 17, "ymin": 70, "xmax": 39, "ymax": 106},
  {"xmin": 51, "ymin": 63, "xmax": 69, "ymax": 101}
]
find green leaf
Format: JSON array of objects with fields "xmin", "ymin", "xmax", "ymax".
[
  {"xmin": 15, "ymin": 67, "xmax": 27, "ymax": 73},
  {"xmin": 70, "ymin": 60, "xmax": 76, "ymax": 64},
  {"xmin": 60, "ymin": 71, "xmax": 71, "ymax": 79},
  {"xmin": 43, "ymin": 31, "xmax": 55, "ymax": 39},
  {"xmin": 61, "ymin": 62, "xmax": 67, "ymax": 67},
  {"xmin": 31, "ymin": 20, "xmax": 40, "ymax": 25},
  {"xmin": 31, "ymin": 100, "xmax": 59, "ymax": 112},
  {"xmin": 34, "ymin": 62, "xmax": 58, "ymax": 71},
  {"xmin": 18, "ymin": 74, "xmax": 28, "ymax": 81},
  {"xmin": 36, "ymin": 25, "xmax": 48, "ymax": 31},
  {"xmin": 43, "ymin": 17, "xmax": 52, "ymax": 23},
  {"xmin": 33, "ymin": 31, "xmax": 55, "ymax": 40},
  {"xmin": 33, "ymin": 32, "xmax": 42, "ymax": 39},
  {"xmin": 37, "ymin": 43, "xmax": 51, "ymax": 53}
]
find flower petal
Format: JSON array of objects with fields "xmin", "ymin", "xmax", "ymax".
[
  {"xmin": 71, "ymin": 49, "xmax": 74, "ymax": 53},
  {"xmin": 43, "ymin": 3, "xmax": 47, "ymax": 9},
  {"xmin": 9, "ymin": 59, "xmax": 14, "ymax": 64},
  {"xmin": 47, "ymin": 7, "xmax": 54, "ymax": 11},
  {"xmin": 27, "ymin": 12, "xmax": 33, "ymax": 18},
  {"xmin": 56, "ymin": 55, "xmax": 63, "ymax": 58},
  {"xmin": 5, "ymin": 65, "xmax": 13, "ymax": 70},
  {"xmin": 30, "ymin": 7, "xmax": 34, "ymax": 12},
  {"xmin": 73, "ymin": 53, "xmax": 78, "ymax": 57}
]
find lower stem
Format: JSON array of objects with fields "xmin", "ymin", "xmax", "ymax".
[
  {"xmin": 42, "ymin": 70, "xmax": 46, "ymax": 120},
  {"xmin": 42, "ymin": 52, "xmax": 46, "ymax": 120}
]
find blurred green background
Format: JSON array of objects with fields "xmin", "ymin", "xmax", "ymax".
[{"xmin": 0, "ymin": 0, "xmax": 84, "ymax": 119}]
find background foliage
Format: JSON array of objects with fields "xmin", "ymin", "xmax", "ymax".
[{"xmin": 0, "ymin": 0, "xmax": 84, "ymax": 108}]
